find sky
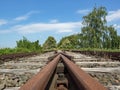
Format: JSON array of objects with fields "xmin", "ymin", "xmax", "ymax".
[{"xmin": 0, "ymin": 0, "xmax": 120, "ymax": 48}]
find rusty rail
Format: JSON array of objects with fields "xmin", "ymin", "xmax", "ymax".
[
  {"xmin": 61, "ymin": 54, "xmax": 107, "ymax": 90},
  {"xmin": 19, "ymin": 53, "xmax": 108, "ymax": 90},
  {"xmin": 19, "ymin": 54, "xmax": 61, "ymax": 90}
]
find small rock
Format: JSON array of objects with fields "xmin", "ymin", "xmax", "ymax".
[{"xmin": 0, "ymin": 83, "xmax": 6, "ymax": 90}]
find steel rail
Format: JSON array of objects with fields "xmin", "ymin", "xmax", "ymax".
[
  {"xmin": 19, "ymin": 53, "xmax": 108, "ymax": 90},
  {"xmin": 61, "ymin": 54, "xmax": 108, "ymax": 90},
  {"xmin": 19, "ymin": 54, "xmax": 61, "ymax": 90}
]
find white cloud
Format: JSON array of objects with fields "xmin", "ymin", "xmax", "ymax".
[
  {"xmin": 15, "ymin": 22, "xmax": 82, "ymax": 34},
  {"xmin": 14, "ymin": 16, "xmax": 28, "ymax": 21},
  {"xmin": 0, "ymin": 19, "xmax": 8, "ymax": 26},
  {"xmin": 77, "ymin": 9, "xmax": 90, "ymax": 15},
  {"xmin": 0, "ymin": 30, "xmax": 11, "ymax": 34},
  {"xmin": 14, "ymin": 11, "xmax": 39, "ymax": 21},
  {"xmin": 113, "ymin": 24, "xmax": 120, "ymax": 29},
  {"xmin": 77, "ymin": 9, "xmax": 120, "ymax": 22},
  {"xmin": 50, "ymin": 19, "xmax": 59, "ymax": 23},
  {"xmin": 0, "ymin": 21, "xmax": 82, "ymax": 34},
  {"xmin": 107, "ymin": 9, "xmax": 120, "ymax": 22},
  {"xmin": 112, "ymin": 24, "xmax": 120, "ymax": 35},
  {"xmin": 57, "ymin": 29, "xmax": 73, "ymax": 33},
  {"xmin": 0, "ymin": 11, "xmax": 40, "ymax": 27}
]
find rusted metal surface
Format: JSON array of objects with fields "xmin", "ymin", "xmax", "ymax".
[
  {"xmin": 61, "ymin": 54, "xmax": 108, "ymax": 90},
  {"xmin": 19, "ymin": 52, "xmax": 108, "ymax": 90},
  {"xmin": 19, "ymin": 54, "xmax": 61, "ymax": 90},
  {"xmin": 57, "ymin": 85, "xmax": 68, "ymax": 90},
  {"xmin": 47, "ymin": 53, "xmax": 60, "ymax": 63}
]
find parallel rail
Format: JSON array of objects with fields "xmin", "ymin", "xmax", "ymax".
[
  {"xmin": 61, "ymin": 54, "xmax": 107, "ymax": 90},
  {"xmin": 19, "ymin": 54, "xmax": 61, "ymax": 90},
  {"xmin": 19, "ymin": 53, "xmax": 108, "ymax": 90}
]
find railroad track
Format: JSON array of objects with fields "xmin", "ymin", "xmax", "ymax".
[
  {"xmin": 0, "ymin": 51, "xmax": 55, "ymax": 90},
  {"xmin": 19, "ymin": 52, "xmax": 107, "ymax": 90}
]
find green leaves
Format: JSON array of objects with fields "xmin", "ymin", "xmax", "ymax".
[
  {"xmin": 81, "ymin": 6, "xmax": 108, "ymax": 48},
  {"xmin": 58, "ymin": 6, "xmax": 120, "ymax": 50},
  {"xmin": 43, "ymin": 36, "xmax": 57, "ymax": 50},
  {"xmin": 16, "ymin": 37, "xmax": 42, "ymax": 52},
  {"xmin": 81, "ymin": 6, "xmax": 120, "ymax": 49},
  {"xmin": 58, "ymin": 34, "xmax": 80, "ymax": 49}
]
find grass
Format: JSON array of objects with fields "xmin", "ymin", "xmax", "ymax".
[{"xmin": 0, "ymin": 48, "xmax": 41, "ymax": 55}]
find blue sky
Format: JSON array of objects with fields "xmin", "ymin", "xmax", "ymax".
[{"xmin": 0, "ymin": 0, "xmax": 120, "ymax": 48}]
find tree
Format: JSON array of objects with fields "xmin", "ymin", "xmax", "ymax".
[
  {"xmin": 16, "ymin": 36, "xmax": 31, "ymax": 49},
  {"xmin": 81, "ymin": 6, "xmax": 108, "ymax": 48},
  {"xmin": 57, "ymin": 6, "xmax": 120, "ymax": 50},
  {"xmin": 16, "ymin": 37, "xmax": 42, "ymax": 51},
  {"xmin": 108, "ymin": 26, "xmax": 119, "ymax": 49},
  {"xmin": 43, "ymin": 36, "xmax": 57, "ymax": 50},
  {"xmin": 58, "ymin": 34, "xmax": 81, "ymax": 49},
  {"xmin": 58, "ymin": 38, "xmax": 72, "ymax": 49},
  {"xmin": 117, "ymin": 35, "xmax": 120, "ymax": 49}
]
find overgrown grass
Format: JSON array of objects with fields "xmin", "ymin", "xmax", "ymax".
[
  {"xmin": 0, "ymin": 48, "xmax": 42, "ymax": 55},
  {"xmin": 0, "ymin": 47, "xmax": 119, "ymax": 56}
]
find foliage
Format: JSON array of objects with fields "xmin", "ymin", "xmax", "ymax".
[
  {"xmin": 16, "ymin": 37, "xmax": 42, "ymax": 52},
  {"xmin": 0, "ymin": 48, "xmax": 14, "ymax": 55},
  {"xmin": 58, "ymin": 34, "xmax": 80, "ymax": 49},
  {"xmin": 1, "ymin": 6, "xmax": 120, "ymax": 55},
  {"xmin": 43, "ymin": 36, "xmax": 57, "ymax": 50},
  {"xmin": 0, "ymin": 48, "xmax": 31, "ymax": 55},
  {"xmin": 81, "ymin": 7, "xmax": 106, "ymax": 48},
  {"xmin": 58, "ymin": 6, "xmax": 120, "ymax": 50},
  {"xmin": 0, "ymin": 37, "xmax": 42, "ymax": 55},
  {"xmin": 81, "ymin": 6, "xmax": 119, "ymax": 49}
]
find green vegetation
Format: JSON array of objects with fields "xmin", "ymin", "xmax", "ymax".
[
  {"xmin": 0, "ymin": 48, "xmax": 31, "ymax": 55},
  {"xmin": 58, "ymin": 6, "xmax": 120, "ymax": 51},
  {"xmin": 0, "ymin": 37, "xmax": 42, "ymax": 55},
  {"xmin": 43, "ymin": 36, "xmax": 57, "ymax": 50},
  {"xmin": 16, "ymin": 36, "xmax": 42, "ymax": 52},
  {"xmin": 81, "ymin": 7, "xmax": 119, "ymax": 49},
  {"xmin": 58, "ymin": 34, "xmax": 80, "ymax": 49},
  {"xmin": 0, "ymin": 6, "xmax": 120, "ymax": 55}
]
